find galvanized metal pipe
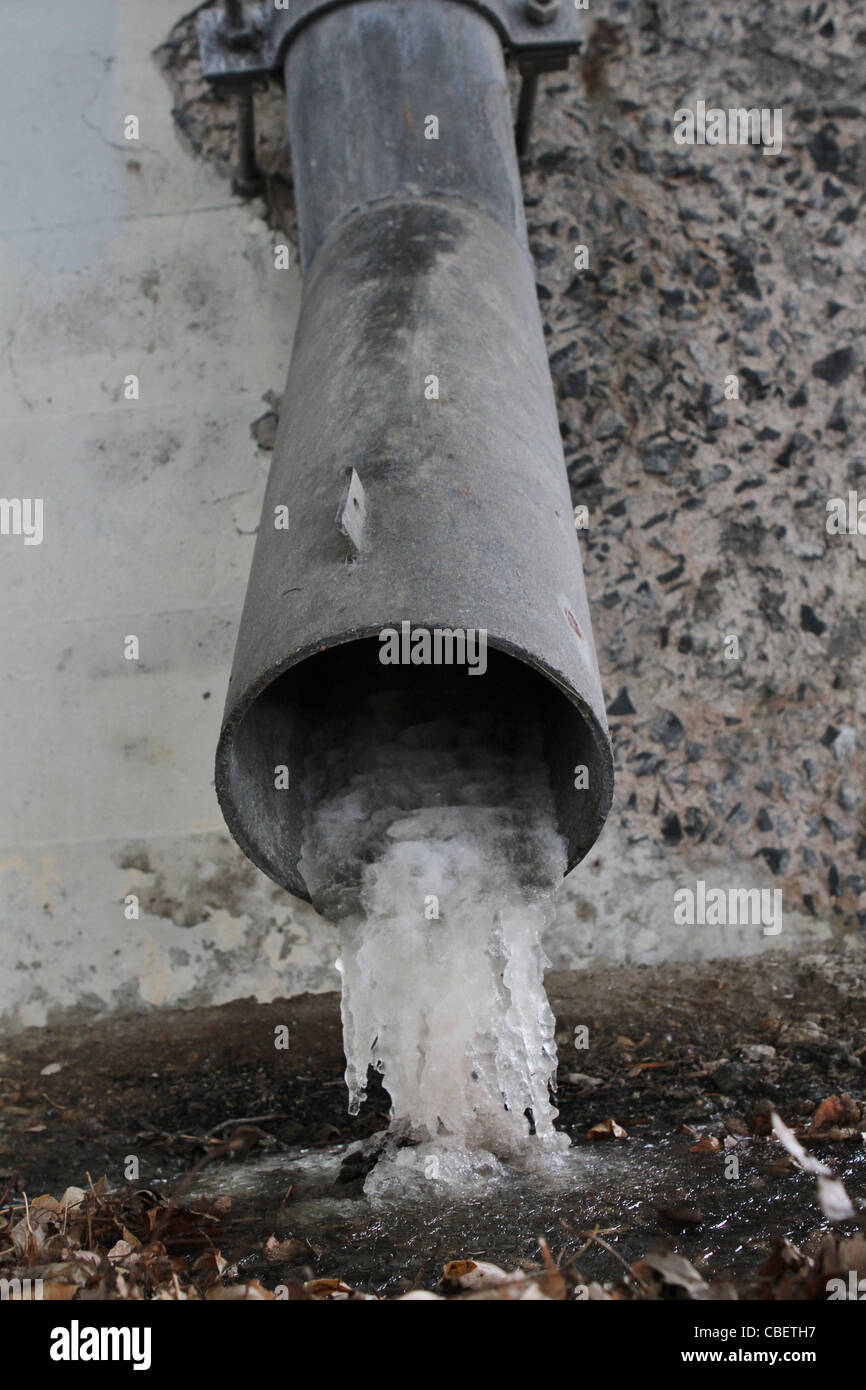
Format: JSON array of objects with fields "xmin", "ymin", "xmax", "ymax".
[{"xmin": 216, "ymin": 0, "xmax": 613, "ymax": 901}]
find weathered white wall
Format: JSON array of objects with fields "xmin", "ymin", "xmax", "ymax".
[
  {"xmin": 0, "ymin": 1, "xmax": 832, "ymax": 1033},
  {"xmin": 0, "ymin": 0, "xmax": 336, "ymax": 1031}
]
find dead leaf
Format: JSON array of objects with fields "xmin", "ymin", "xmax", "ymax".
[
  {"xmin": 690, "ymin": 1136, "xmax": 721, "ymax": 1154},
  {"xmin": 817, "ymin": 1176, "xmax": 856, "ymax": 1223},
  {"xmin": 643, "ymin": 1250, "xmax": 710, "ymax": 1298},
  {"xmin": 207, "ymin": 1281, "xmax": 273, "ymax": 1300},
  {"xmin": 771, "ymin": 1111, "xmax": 857, "ymax": 1223},
  {"xmin": 30, "ymin": 1195, "xmax": 64, "ymax": 1214},
  {"xmin": 588, "ymin": 1118, "xmax": 628, "ymax": 1140},
  {"xmin": 59, "ymin": 1186, "xmax": 87, "ymax": 1210},
  {"xmin": 772, "ymin": 1111, "xmax": 829, "ymax": 1175},
  {"xmin": 304, "ymin": 1278, "xmax": 357, "ymax": 1300},
  {"xmin": 39, "ymin": 1280, "xmax": 79, "ymax": 1301},
  {"xmin": 443, "ymin": 1259, "xmax": 519, "ymax": 1291},
  {"xmin": 807, "ymin": 1093, "xmax": 861, "ymax": 1137},
  {"xmin": 107, "ymin": 1239, "xmax": 138, "ymax": 1263},
  {"xmin": 263, "ymin": 1234, "xmax": 308, "ymax": 1263}
]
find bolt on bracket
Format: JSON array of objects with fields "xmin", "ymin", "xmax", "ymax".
[{"xmin": 197, "ymin": 0, "xmax": 582, "ymax": 184}]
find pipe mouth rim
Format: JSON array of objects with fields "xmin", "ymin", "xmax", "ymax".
[{"xmin": 216, "ymin": 624, "xmax": 614, "ymax": 901}]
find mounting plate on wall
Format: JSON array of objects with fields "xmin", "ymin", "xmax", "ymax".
[{"xmin": 198, "ymin": 0, "xmax": 582, "ymax": 85}]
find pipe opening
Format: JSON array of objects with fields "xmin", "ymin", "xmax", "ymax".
[{"xmin": 217, "ymin": 638, "xmax": 611, "ymax": 904}]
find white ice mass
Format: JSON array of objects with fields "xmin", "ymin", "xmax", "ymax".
[{"xmin": 300, "ymin": 684, "xmax": 570, "ymax": 1183}]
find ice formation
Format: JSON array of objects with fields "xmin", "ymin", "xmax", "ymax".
[{"xmin": 300, "ymin": 681, "xmax": 570, "ymax": 1183}]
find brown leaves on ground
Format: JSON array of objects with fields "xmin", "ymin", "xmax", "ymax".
[
  {"xmin": 2, "ymin": 1094, "xmax": 863, "ymax": 1303},
  {"xmin": 579, "ymin": 1230, "xmax": 866, "ymax": 1303},
  {"xmin": 440, "ymin": 1246, "xmax": 569, "ymax": 1300},
  {"xmin": 753, "ymin": 1234, "xmax": 866, "ymax": 1300},
  {"xmin": 405, "ymin": 1229, "xmax": 866, "ymax": 1302},
  {"xmin": 0, "ymin": 1183, "xmax": 577, "ymax": 1301},
  {"xmin": 3, "ymin": 1177, "xmax": 863, "ymax": 1300},
  {"xmin": 0, "ymin": 1178, "xmax": 234, "ymax": 1300},
  {"xmin": 806, "ymin": 1092, "xmax": 862, "ymax": 1140},
  {"xmin": 633, "ymin": 1250, "xmax": 716, "ymax": 1300}
]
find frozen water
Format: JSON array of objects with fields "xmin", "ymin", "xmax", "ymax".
[{"xmin": 300, "ymin": 682, "xmax": 570, "ymax": 1185}]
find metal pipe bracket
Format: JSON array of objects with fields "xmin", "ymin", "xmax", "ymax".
[{"xmin": 198, "ymin": 0, "xmax": 582, "ymax": 86}]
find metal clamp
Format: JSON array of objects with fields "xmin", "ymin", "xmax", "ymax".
[{"xmin": 197, "ymin": 0, "xmax": 582, "ymax": 193}]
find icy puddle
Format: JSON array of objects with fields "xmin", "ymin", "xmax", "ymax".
[
  {"xmin": 182, "ymin": 1135, "xmax": 861, "ymax": 1296},
  {"xmin": 298, "ymin": 682, "xmax": 571, "ymax": 1189},
  {"xmin": 187, "ymin": 1142, "xmax": 657, "ymax": 1287}
]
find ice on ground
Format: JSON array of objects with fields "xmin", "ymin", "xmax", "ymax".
[{"xmin": 299, "ymin": 684, "xmax": 570, "ymax": 1182}]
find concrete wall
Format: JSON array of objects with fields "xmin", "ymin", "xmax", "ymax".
[
  {"xmin": 0, "ymin": 0, "xmax": 837, "ymax": 1033},
  {"xmin": 0, "ymin": 0, "xmax": 331, "ymax": 1030}
]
